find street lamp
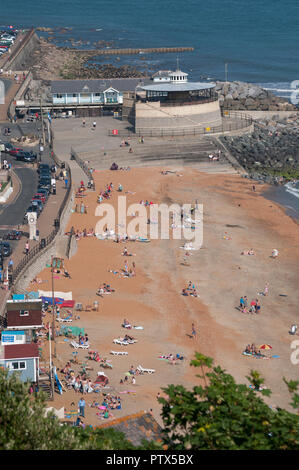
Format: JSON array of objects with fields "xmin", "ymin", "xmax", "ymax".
[{"xmin": 50, "ymin": 256, "xmax": 64, "ymax": 358}]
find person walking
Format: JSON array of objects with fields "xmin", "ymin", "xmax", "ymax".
[
  {"xmin": 25, "ymin": 240, "xmax": 29, "ymax": 255},
  {"xmin": 78, "ymin": 397, "xmax": 86, "ymax": 417},
  {"xmin": 239, "ymin": 296, "xmax": 245, "ymax": 308},
  {"xmin": 8, "ymin": 258, "xmax": 13, "ymax": 272},
  {"xmin": 191, "ymin": 322, "xmax": 197, "ymax": 339}
]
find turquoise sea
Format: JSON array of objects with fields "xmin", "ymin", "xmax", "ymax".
[{"xmin": 1, "ymin": 0, "xmax": 299, "ymax": 95}]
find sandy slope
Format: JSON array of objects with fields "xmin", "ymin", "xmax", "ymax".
[{"xmin": 30, "ymin": 167, "xmax": 299, "ymax": 426}]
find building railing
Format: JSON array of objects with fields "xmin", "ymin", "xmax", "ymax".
[
  {"xmin": 108, "ymin": 111, "xmax": 253, "ymax": 137},
  {"xmin": 10, "ymin": 130, "xmax": 73, "ymax": 287},
  {"xmin": 137, "ymin": 94, "xmax": 219, "ymax": 107},
  {"xmin": 70, "ymin": 147, "xmax": 95, "ymax": 191}
]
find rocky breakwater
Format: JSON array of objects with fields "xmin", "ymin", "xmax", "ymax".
[
  {"xmin": 215, "ymin": 81, "xmax": 296, "ymax": 112},
  {"xmin": 220, "ymin": 114, "xmax": 299, "ymax": 183}
]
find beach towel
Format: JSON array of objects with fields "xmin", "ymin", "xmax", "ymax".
[
  {"xmin": 41, "ymin": 296, "xmax": 64, "ymax": 305},
  {"xmin": 61, "ymin": 300, "xmax": 76, "ymax": 308},
  {"xmin": 39, "ymin": 290, "xmax": 73, "ymax": 300}
]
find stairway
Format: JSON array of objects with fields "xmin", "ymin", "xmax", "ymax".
[
  {"xmin": 38, "ymin": 373, "xmax": 53, "ymax": 400},
  {"xmin": 77, "ymin": 137, "xmax": 237, "ymax": 174}
]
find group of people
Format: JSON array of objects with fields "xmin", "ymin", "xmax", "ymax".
[
  {"xmin": 61, "ymin": 363, "xmax": 94, "ymax": 394},
  {"xmin": 181, "ymin": 281, "xmax": 198, "ymax": 297},
  {"xmin": 239, "ymin": 296, "xmax": 261, "ymax": 314},
  {"xmin": 78, "ymin": 333, "xmax": 89, "ymax": 346},
  {"xmin": 244, "ymin": 344, "xmax": 264, "ymax": 357},
  {"xmin": 208, "ymin": 151, "xmax": 221, "ymax": 161},
  {"xmin": 97, "ymin": 283, "xmax": 115, "ymax": 296},
  {"xmin": 1, "ymin": 158, "xmax": 12, "ymax": 171},
  {"xmin": 92, "ymin": 394, "xmax": 122, "ymax": 411},
  {"xmin": 74, "ymin": 228, "xmax": 95, "ymax": 240},
  {"xmin": 97, "ymin": 182, "xmax": 114, "ymax": 203}
]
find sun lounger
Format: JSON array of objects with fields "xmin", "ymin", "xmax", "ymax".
[
  {"xmin": 137, "ymin": 365, "xmax": 155, "ymax": 374},
  {"xmin": 110, "ymin": 351, "xmax": 128, "ymax": 356},
  {"xmin": 70, "ymin": 340, "xmax": 90, "ymax": 349},
  {"xmin": 113, "ymin": 339, "xmax": 129, "ymax": 346},
  {"xmin": 57, "ymin": 317, "xmax": 72, "ymax": 323}
]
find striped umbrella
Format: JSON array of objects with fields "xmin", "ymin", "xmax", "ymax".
[{"xmin": 258, "ymin": 344, "xmax": 272, "ymax": 350}]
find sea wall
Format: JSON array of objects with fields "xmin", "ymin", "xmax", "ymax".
[
  {"xmin": 220, "ymin": 114, "xmax": 299, "ymax": 182},
  {"xmin": 216, "ymin": 81, "xmax": 297, "ymax": 112}
]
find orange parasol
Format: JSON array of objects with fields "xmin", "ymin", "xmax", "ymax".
[{"xmin": 258, "ymin": 344, "xmax": 272, "ymax": 350}]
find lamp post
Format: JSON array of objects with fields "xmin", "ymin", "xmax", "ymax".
[{"xmin": 50, "ymin": 256, "xmax": 64, "ymax": 358}]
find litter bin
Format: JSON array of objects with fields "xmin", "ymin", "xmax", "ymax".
[
  {"xmin": 40, "ymin": 238, "xmax": 46, "ymax": 249},
  {"xmin": 54, "ymin": 219, "xmax": 60, "ymax": 228}
]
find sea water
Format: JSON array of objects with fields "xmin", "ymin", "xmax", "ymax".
[
  {"xmin": 0, "ymin": 0, "xmax": 298, "ymax": 92},
  {"xmin": 264, "ymin": 182, "xmax": 299, "ymax": 221}
]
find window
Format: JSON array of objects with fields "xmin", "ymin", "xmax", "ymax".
[
  {"xmin": 10, "ymin": 361, "xmax": 26, "ymax": 370},
  {"xmin": 20, "ymin": 310, "xmax": 29, "ymax": 316}
]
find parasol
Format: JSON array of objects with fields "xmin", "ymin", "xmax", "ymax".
[{"xmin": 258, "ymin": 344, "xmax": 272, "ymax": 350}]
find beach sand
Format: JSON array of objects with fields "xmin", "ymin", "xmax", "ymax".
[{"xmin": 30, "ymin": 167, "xmax": 299, "ymax": 427}]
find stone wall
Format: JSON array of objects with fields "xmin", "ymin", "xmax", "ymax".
[{"xmin": 216, "ymin": 81, "xmax": 297, "ymax": 112}]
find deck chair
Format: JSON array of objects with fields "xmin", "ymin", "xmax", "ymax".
[
  {"xmin": 92, "ymin": 301, "xmax": 99, "ymax": 312},
  {"xmin": 57, "ymin": 317, "xmax": 72, "ymax": 323},
  {"xmin": 137, "ymin": 365, "xmax": 155, "ymax": 374},
  {"xmin": 113, "ymin": 339, "xmax": 129, "ymax": 346},
  {"xmin": 75, "ymin": 303, "xmax": 83, "ymax": 311},
  {"xmin": 70, "ymin": 340, "xmax": 79, "ymax": 349},
  {"xmin": 110, "ymin": 351, "xmax": 128, "ymax": 356},
  {"xmin": 85, "ymin": 304, "xmax": 92, "ymax": 312}
]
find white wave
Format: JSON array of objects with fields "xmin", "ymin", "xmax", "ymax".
[
  {"xmin": 285, "ymin": 187, "xmax": 299, "ymax": 199},
  {"xmin": 263, "ymin": 88, "xmax": 292, "ymax": 93}
]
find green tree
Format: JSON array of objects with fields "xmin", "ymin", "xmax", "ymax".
[
  {"xmin": 159, "ymin": 352, "xmax": 299, "ymax": 450},
  {"xmin": 0, "ymin": 368, "xmax": 138, "ymax": 450}
]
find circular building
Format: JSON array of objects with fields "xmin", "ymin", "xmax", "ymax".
[{"xmin": 135, "ymin": 69, "xmax": 221, "ymax": 134}]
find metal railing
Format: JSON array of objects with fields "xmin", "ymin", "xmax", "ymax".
[
  {"xmin": 10, "ymin": 132, "xmax": 73, "ymax": 287},
  {"xmin": 108, "ymin": 112, "xmax": 252, "ymax": 137},
  {"xmin": 70, "ymin": 147, "xmax": 95, "ymax": 190}
]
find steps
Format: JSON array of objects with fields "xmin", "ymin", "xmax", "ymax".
[
  {"xmin": 39, "ymin": 374, "xmax": 53, "ymax": 400},
  {"xmin": 75, "ymin": 137, "xmax": 238, "ymax": 174}
]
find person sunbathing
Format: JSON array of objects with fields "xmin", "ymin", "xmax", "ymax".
[
  {"xmin": 182, "ymin": 288, "xmax": 189, "ymax": 296},
  {"xmin": 124, "ymin": 334, "xmax": 135, "ymax": 342},
  {"xmin": 122, "ymin": 319, "xmax": 131, "ymax": 328}
]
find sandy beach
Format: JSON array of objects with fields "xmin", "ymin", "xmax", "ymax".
[{"xmin": 28, "ymin": 167, "xmax": 299, "ymax": 427}]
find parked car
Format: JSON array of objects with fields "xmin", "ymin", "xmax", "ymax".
[
  {"xmin": 9, "ymin": 147, "xmax": 23, "ymax": 156},
  {"xmin": 33, "ymin": 193, "xmax": 46, "ymax": 204},
  {"xmin": 3, "ymin": 142, "xmax": 14, "ymax": 153},
  {"xmin": 39, "ymin": 175, "xmax": 51, "ymax": 185},
  {"xmin": 31, "ymin": 200, "xmax": 43, "ymax": 212},
  {"xmin": 15, "ymin": 151, "xmax": 37, "ymax": 163},
  {"xmin": 0, "ymin": 242, "xmax": 12, "ymax": 257},
  {"xmin": 37, "ymin": 164, "xmax": 50, "ymax": 174},
  {"xmin": 36, "ymin": 188, "xmax": 49, "ymax": 198},
  {"xmin": 2, "ymin": 230, "xmax": 22, "ymax": 241},
  {"xmin": 39, "ymin": 169, "xmax": 51, "ymax": 178}
]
